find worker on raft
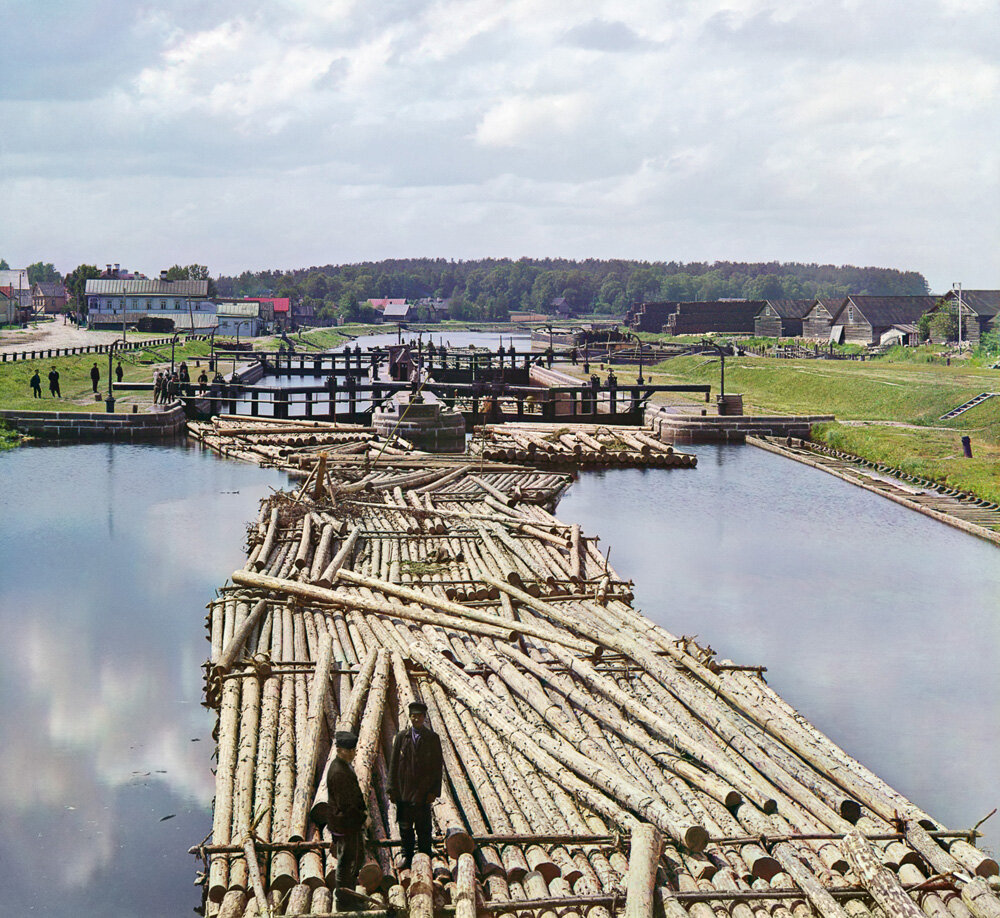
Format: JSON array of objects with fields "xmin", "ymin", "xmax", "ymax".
[
  {"xmin": 326, "ymin": 730, "xmax": 368, "ymax": 910},
  {"xmin": 388, "ymin": 700, "xmax": 443, "ymax": 870}
]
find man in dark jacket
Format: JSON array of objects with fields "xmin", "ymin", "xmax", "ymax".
[
  {"xmin": 326, "ymin": 730, "xmax": 367, "ymax": 909},
  {"xmin": 90, "ymin": 362, "xmax": 100, "ymax": 393},
  {"xmin": 388, "ymin": 701, "xmax": 443, "ymax": 869}
]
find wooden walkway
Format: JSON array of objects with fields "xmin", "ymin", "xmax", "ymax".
[
  {"xmin": 191, "ymin": 418, "xmax": 1000, "ymax": 918},
  {"xmin": 749, "ymin": 435, "xmax": 1000, "ymax": 547}
]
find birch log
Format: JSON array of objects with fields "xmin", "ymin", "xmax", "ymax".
[
  {"xmin": 289, "ymin": 631, "xmax": 334, "ymax": 841},
  {"xmin": 842, "ymin": 831, "xmax": 923, "ymax": 918},
  {"xmin": 624, "ymin": 824, "xmax": 662, "ymax": 918}
]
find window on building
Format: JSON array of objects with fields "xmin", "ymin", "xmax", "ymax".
[{"xmin": 847, "ymin": 306, "xmax": 854, "ymax": 323}]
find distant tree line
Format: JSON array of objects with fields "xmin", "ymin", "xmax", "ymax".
[{"xmin": 214, "ymin": 258, "xmax": 930, "ymax": 323}]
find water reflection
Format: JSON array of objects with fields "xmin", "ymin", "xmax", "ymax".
[
  {"xmin": 558, "ymin": 444, "xmax": 1000, "ymax": 852},
  {"xmin": 0, "ymin": 442, "xmax": 289, "ymax": 916}
]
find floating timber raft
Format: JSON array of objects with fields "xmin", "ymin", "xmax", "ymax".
[
  {"xmin": 470, "ymin": 423, "xmax": 697, "ymax": 469},
  {"xmin": 191, "ymin": 417, "xmax": 1000, "ymax": 918}
]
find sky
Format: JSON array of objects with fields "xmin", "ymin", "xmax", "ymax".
[{"xmin": 0, "ymin": 0, "xmax": 997, "ymax": 293}]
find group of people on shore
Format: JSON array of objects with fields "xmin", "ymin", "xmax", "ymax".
[
  {"xmin": 27, "ymin": 360, "xmax": 121, "ymax": 399},
  {"xmin": 326, "ymin": 700, "xmax": 443, "ymax": 910},
  {"xmin": 152, "ymin": 361, "xmax": 213, "ymax": 404}
]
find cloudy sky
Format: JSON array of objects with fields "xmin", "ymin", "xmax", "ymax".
[{"xmin": 1, "ymin": 0, "xmax": 997, "ymax": 291}]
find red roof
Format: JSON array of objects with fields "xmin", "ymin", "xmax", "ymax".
[{"xmin": 248, "ymin": 297, "xmax": 290, "ymax": 313}]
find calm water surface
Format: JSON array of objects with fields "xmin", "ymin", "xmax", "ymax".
[
  {"xmin": 0, "ymin": 432, "xmax": 996, "ymax": 916},
  {"xmin": 558, "ymin": 444, "xmax": 1000, "ymax": 853},
  {"xmin": 0, "ymin": 442, "xmax": 289, "ymax": 917}
]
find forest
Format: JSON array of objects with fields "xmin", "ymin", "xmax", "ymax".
[{"xmin": 214, "ymin": 258, "xmax": 930, "ymax": 323}]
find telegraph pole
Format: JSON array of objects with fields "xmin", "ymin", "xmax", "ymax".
[{"xmin": 952, "ymin": 282, "xmax": 963, "ymax": 350}]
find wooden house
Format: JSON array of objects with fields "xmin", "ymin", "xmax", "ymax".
[
  {"xmin": 664, "ymin": 300, "xmax": 764, "ymax": 335},
  {"xmin": 924, "ymin": 290, "xmax": 1000, "ymax": 344},
  {"xmin": 31, "ymin": 282, "xmax": 68, "ymax": 314},
  {"xmin": 801, "ymin": 297, "xmax": 846, "ymax": 340},
  {"xmin": 753, "ymin": 299, "xmax": 814, "ymax": 338},
  {"xmin": 828, "ymin": 295, "xmax": 939, "ymax": 345}
]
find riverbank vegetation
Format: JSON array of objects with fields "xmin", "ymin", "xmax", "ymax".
[{"xmin": 216, "ymin": 258, "xmax": 928, "ymax": 323}]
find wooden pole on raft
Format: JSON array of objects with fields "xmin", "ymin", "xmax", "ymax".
[
  {"xmin": 624, "ymin": 824, "xmax": 662, "ymax": 918},
  {"xmin": 215, "ymin": 598, "xmax": 268, "ymax": 673},
  {"xmin": 289, "ymin": 631, "xmax": 333, "ymax": 841}
]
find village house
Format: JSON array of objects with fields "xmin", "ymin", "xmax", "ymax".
[
  {"xmin": 31, "ymin": 281, "xmax": 68, "ymax": 314},
  {"xmin": 801, "ymin": 297, "xmax": 847, "ymax": 340},
  {"xmin": 214, "ymin": 299, "xmax": 263, "ymax": 337},
  {"xmin": 0, "ymin": 288, "xmax": 16, "ymax": 325},
  {"xmin": 753, "ymin": 299, "xmax": 814, "ymax": 338},
  {"xmin": 365, "ymin": 298, "xmax": 408, "ymax": 313},
  {"xmin": 0, "ymin": 268, "xmax": 32, "ymax": 313},
  {"xmin": 828, "ymin": 295, "xmax": 939, "ymax": 346},
  {"xmin": 249, "ymin": 297, "xmax": 289, "ymax": 329},
  {"xmin": 85, "ymin": 274, "xmax": 214, "ymax": 330},
  {"xmin": 381, "ymin": 302, "xmax": 411, "ymax": 323},
  {"xmin": 923, "ymin": 290, "xmax": 1000, "ymax": 345},
  {"xmin": 664, "ymin": 300, "xmax": 764, "ymax": 335}
]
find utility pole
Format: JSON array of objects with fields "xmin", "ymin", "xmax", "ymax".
[{"xmin": 952, "ymin": 282, "xmax": 963, "ymax": 350}]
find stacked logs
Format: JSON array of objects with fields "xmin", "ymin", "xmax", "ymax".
[
  {"xmin": 470, "ymin": 423, "xmax": 696, "ymax": 469},
  {"xmin": 194, "ymin": 424, "xmax": 1000, "ymax": 918}
]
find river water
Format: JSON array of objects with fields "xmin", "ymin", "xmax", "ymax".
[{"xmin": 0, "ymin": 338, "xmax": 997, "ymax": 915}]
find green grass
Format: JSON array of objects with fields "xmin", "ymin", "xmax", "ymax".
[
  {"xmin": 0, "ymin": 338, "xmax": 227, "ymax": 412},
  {"xmin": 643, "ymin": 353, "xmax": 999, "ymax": 425},
  {"xmin": 812, "ymin": 422, "xmax": 1000, "ymax": 504},
  {"xmin": 0, "ymin": 421, "xmax": 22, "ymax": 449},
  {"xmin": 605, "ymin": 351, "xmax": 1000, "ymax": 500}
]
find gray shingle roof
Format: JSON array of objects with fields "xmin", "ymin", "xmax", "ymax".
[
  {"xmin": 832, "ymin": 296, "xmax": 939, "ymax": 326},
  {"xmin": 85, "ymin": 278, "xmax": 209, "ymax": 296}
]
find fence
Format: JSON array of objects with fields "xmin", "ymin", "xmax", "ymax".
[{"xmin": 0, "ymin": 334, "xmax": 212, "ymax": 363}]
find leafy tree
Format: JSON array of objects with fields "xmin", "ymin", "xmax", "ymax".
[
  {"xmin": 742, "ymin": 274, "xmax": 784, "ymax": 300},
  {"xmin": 27, "ymin": 262, "xmax": 61, "ymax": 284},
  {"xmin": 0, "ymin": 258, "xmax": 8, "ymax": 270},
  {"xmin": 928, "ymin": 307, "xmax": 959, "ymax": 342},
  {"xmin": 63, "ymin": 264, "xmax": 101, "ymax": 314}
]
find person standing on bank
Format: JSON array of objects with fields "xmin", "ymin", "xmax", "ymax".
[
  {"xmin": 388, "ymin": 700, "xmax": 443, "ymax": 869},
  {"xmin": 48, "ymin": 367, "xmax": 61, "ymax": 397},
  {"xmin": 29, "ymin": 369, "xmax": 42, "ymax": 398},
  {"xmin": 90, "ymin": 362, "xmax": 100, "ymax": 393},
  {"xmin": 326, "ymin": 731, "xmax": 368, "ymax": 910},
  {"xmin": 115, "ymin": 361, "xmax": 124, "ymax": 383}
]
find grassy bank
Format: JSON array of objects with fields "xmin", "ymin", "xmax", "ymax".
[
  {"xmin": 0, "ymin": 338, "xmax": 224, "ymax": 412},
  {"xmin": 606, "ymin": 351, "xmax": 1000, "ymax": 500},
  {"xmin": 811, "ymin": 422, "xmax": 1000, "ymax": 504}
]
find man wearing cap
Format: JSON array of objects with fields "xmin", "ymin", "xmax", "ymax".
[
  {"xmin": 326, "ymin": 731, "xmax": 368, "ymax": 908},
  {"xmin": 388, "ymin": 700, "xmax": 443, "ymax": 869}
]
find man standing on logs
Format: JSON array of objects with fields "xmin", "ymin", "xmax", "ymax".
[
  {"xmin": 326, "ymin": 730, "xmax": 368, "ymax": 910},
  {"xmin": 388, "ymin": 700, "xmax": 443, "ymax": 870}
]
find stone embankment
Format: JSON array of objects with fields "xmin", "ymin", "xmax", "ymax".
[{"xmin": 0, "ymin": 405, "xmax": 187, "ymax": 442}]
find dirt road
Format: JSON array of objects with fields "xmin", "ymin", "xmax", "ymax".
[{"xmin": 0, "ymin": 319, "xmax": 143, "ymax": 354}]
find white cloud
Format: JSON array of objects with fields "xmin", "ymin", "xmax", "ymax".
[
  {"xmin": 475, "ymin": 93, "xmax": 591, "ymax": 147},
  {"xmin": 0, "ymin": 0, "xmax": 996, "ymax": 290}
]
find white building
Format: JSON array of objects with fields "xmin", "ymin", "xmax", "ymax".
[
  {"xmin": 85, "ymin": 277, "xmax": 214, "ymax": 330},
  {"xmin": 215, "ymin": 299, "xmax": 263, "ymax": 337}
]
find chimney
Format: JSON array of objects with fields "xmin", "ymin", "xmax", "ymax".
[
  {"xmin": 160, "ymin": 270, "xmax": 169, "ymax": 281},
  {"xmin": 114, "ymin": 264, "xmax": 120, "ymax": 276},
  {"xmin": 106, "ymin": 264, "xmax": 112, "ymax": 275}
]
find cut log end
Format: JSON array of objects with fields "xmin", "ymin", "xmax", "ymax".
[
  {"xmin": 445, "ymin": 828, "xmax": 477, "ymax": 859},
  {"xmin": 750, "ymin": 856, "xmax": 783, "ymax": 881},
  {"xmin": 359, "ymin": 859, "xmax": 385, "ymax": 892},
  {"xmin": 683, "ymin": 826, "xmax": 710, "ymax": 853}
]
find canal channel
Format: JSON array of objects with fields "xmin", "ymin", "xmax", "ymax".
[{"xmin": 0, "ymin": 336, "xmax": 996, "ymax": 916}]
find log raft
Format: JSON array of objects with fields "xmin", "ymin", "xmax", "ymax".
[{"xmin": 190, "ymin": 418, "xmax": 998, "ymax": 918}]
